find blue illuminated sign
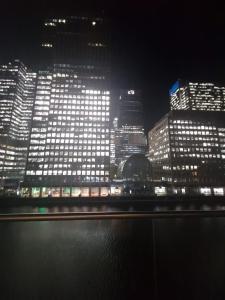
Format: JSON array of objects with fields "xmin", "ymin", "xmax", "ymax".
[{"xmin": 169, "ymin": 81, "xmax": 179, "ymax": 96}]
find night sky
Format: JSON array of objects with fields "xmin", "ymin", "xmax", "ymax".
[{"xmin": 1, "ymin": 0, "xmax": 225, "ymax": 131}]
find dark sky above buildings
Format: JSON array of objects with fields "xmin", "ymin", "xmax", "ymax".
[{"xmin": 1, "ymin": 0, "xmax": 225, "ymax": 131}]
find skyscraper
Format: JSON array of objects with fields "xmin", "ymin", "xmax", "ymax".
[
  {"xmin": 0, "ymin": 60, "xmax": 36, "ymax": 189},
  {"xmin": 22, "ymin": 14, "xmax": 111, "ymax": 197},
  {"xmin": 170, "ymin": 80, "xmax": 225, "ymax": 111},
  {"xmin": 40, "ymin": 15, "xmax": 110, "ymax": 85},
  {"xmin": 113, "ymin": 90, "xmax": 147, "ymax": 170},
  {"xmin": 22, "ymin": 65, "xmax": 110, "ymax": 197},
  {"xmin": 117, "ymin": 89, "xmax": 144, "ymax": 127}
]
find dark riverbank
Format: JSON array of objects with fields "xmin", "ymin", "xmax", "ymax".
[
  {"xmin": 1, "ymin": 195, "xmax": 225, "ymax": 218},
  {"xmin": 0, "ymin": 195, "xmax": 225, "ymax": 207}
]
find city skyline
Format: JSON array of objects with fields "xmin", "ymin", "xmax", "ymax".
[
  {"xmin": 0, "ymin": 58, "xmax": 224, "ymax": 196},
  {"xmin": 1, "ymin": 5, "xmax": 225, "ymax": 300},
  {"xmin": 0, "ymin": 9, "xmax": 225, "ymax": 196}
]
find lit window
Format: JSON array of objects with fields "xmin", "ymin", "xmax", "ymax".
[{"xmin": 42, "ymin": 43, "xmax": 53, "ymax": 48}]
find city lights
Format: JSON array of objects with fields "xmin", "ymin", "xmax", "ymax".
[
  {"xmin": 1, "ymin": 15, "xmax": 225, "ymax": 198},
  {"xmin": 0, "ymin": 60, "xmax": 36, "ymax": 188},
  {"xmin": 170, "ymin": 81, "xmax": 225, "ymax": 111},
  {"xmin": 149, "ymin": 110, "xmax": 225, "ymax": 195},
  {"xmin": 23, "ymin": 64, "xmax": 110, "ymax": 197},
  {"xmin": 112, "ymin": 90, "xmax": 147, "ymax": 170}
]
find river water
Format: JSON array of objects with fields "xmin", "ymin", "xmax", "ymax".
[
  {"xmin": 1, "ymin": 215, "xmax": 225, "ymax": 299},
  {"xmin": 1, "ymin": 200, "xmax": 225, "ymax": 214}
]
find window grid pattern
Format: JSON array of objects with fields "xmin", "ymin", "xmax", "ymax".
[
  {"xmin": 149, "ymin": 111, "xmax": 225, "ymax": 185},
  {"xmin": 25, "ymin": 65, "xmax": 110, "ymax": 185},
  {"xmin": 170, "ymin": 82, "xmax": 225, "ymax": 112}
]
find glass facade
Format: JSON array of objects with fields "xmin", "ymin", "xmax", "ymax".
[
  {"xmin": 41, "ymin": 15, "xmax": 110, "ymax": 77},
  {"xmin": 113, "ymin": 90, "xmax": 147, "ymax": 169},
  {"xmin": 170, "ymin": 81, "xmax": 225, "ymax": 111},
  {"xmin": 115, "ymin": 125, "xmax": 147, "ymax": 166},
  {"xmin": 24, "ymin": 64, "xmax": 110, "ymax": 193},
  {"xmin": 0, "ymin": 60, "xmax": 36, "ymax": 187},
  {"xmin": 149, "ymin": 111, "xmax": 225, "ymax": 191},
  {"xmin": 21, "ymin": 14, "xmax": 111, "ymax": 196}
]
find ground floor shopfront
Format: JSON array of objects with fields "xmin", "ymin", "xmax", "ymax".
[
  {"xmin": 20, "ymin": 184, "xmax": 225, "ymax": 198},
  {"xmin": 20, "ymin": 185, "xmax": 123, "ymax": 198}
]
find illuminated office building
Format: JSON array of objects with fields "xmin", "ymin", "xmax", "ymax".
[
  {"xmin": 148, "ymin": 110, "xmax": 225, "ymax": 195},
  {"xmin": 114, "ymin": 90, "xmax": 147, "ymax": 167},
  {"xmin": 22, "ymin": 64, "xmax": 110, "ymax": 197},
  {"xmin": 20, "ymin": 14, "xmax": 111, "ymax": 197},
  {"xmin": 170, "ymin": 80, "xmax": 225, "ymax": 111},
  {"xmin": 115, "ymin": 126, "xmax": 147, "ymax": 166},
  {"xmin": 110, "ymin": 118, "xmax": 117, "ymax": 165},
  {"xmin": 0, "ymin": 60, "xmax": 37, "ymax": 188}
]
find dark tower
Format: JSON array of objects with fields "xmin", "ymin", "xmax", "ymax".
[{"xmin": 40, "ymin": 15, "xmax": 110, "ymax": 87}]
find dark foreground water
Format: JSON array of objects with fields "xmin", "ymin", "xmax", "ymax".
[
  {"xmin": 1, "ymin": 200, "xmax": 225, "ymax": 214},
  {"xmin": 1, "ymin": 216, "xmax": 225, "ymax": 299}
]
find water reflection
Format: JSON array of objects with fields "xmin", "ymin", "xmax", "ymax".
[
  {"xmin": 201, "ymin": 205, "xmax": 211, "ymax": 211},
  {"xmin": 175, "ymin": 205, "xmax": 182, "ymax": 211},
  {"xmin": 1, "ymin": 201, "xmax": 225, "ymax": 215},
  {"xmin": 1, "ymin": 217, "xmax": 225, "ymax": 299},
  {"xmin": 38, "ymin": 207, "xmax": 47, "ymax": 214}
]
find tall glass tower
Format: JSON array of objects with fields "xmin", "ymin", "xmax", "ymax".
[
  {"xmin": 22, "ymin": 15, "xmax": 111, "ymax": 197},
  {"xmin": 40, "ymin": 14, "xmax": 110, "ymax": 84},
  {"xmin": 0, "ymin": 60, "xmax": 36, "ymax": 190},
  {"xmin": 113, "ymin": 90, "xmax": 147, "ymax": 169}
]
